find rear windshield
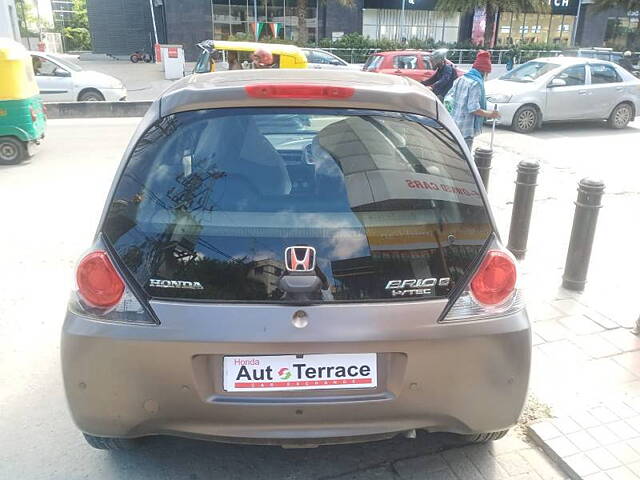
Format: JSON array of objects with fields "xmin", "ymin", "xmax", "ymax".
[{"xmin": 103, "ymin": 108, "xmax": 492, "ymax": 303}]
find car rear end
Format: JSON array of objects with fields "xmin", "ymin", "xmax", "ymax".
[{"xmin": 61, "ymin": 70, "xmax": 531, "ymax": 447}]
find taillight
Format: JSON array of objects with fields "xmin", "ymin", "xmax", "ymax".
[
  {"xmin": 470, "ymin": 250, "xmax": 517, "ymax": 306},
  {"xmin": 76, "ymin": 251, "xmax": 124, "ymax": 309},
  {"xmin": 440, "ymin": 240, "xmax": 523, "ymax": 323},
  {"xmin": 29, "ymin": 106, "xmax": 37, "ymax": 122},
  {"xmin": 245, "ymin": 84, "xmax": 355, "ymax": 99}
]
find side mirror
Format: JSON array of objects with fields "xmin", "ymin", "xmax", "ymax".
[
  {"xmin": 548, "ymin": 78, "xmax": 567, "ymax": 88},
  {"xmin": 54, "ymin": 67, "xmax": 71, "ymax": 77}
]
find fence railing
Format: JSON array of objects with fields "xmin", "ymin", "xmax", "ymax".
[{"xmin": 322, "ymin": 47, "xmax": 565, "ymax": 65}]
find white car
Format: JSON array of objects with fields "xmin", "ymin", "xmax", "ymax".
[
  {"xmin": 301, "ymin": 48, "xmax": 361, "ymax": 70},
  {"xmin": 30, "ymin": 52, "xmax": 127, "ymax": 102},
  {"xmin": 486, "ymin": 57, "xmax": 640, "ymax": 133}
]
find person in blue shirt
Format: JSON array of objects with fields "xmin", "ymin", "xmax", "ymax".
[{"xmin": 422, "ymin": 49, "xmax": 456, "ymax": 101}]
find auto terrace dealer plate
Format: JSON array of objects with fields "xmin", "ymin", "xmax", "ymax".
[{"xmin": 223, "ymin": 354, "xmax": 377, "ymax": 392}]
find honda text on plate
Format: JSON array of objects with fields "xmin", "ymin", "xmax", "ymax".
[{"xmin": 61, "ymin": 69, "xmax": 531, "ymax": 450}]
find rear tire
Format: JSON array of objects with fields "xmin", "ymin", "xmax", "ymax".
[
  {"xmin": 78, "ymin": 90, "xmax": 105, "ymax": 102},
  {"xmin": 0, "ymin": 137, "xmax": 27, "ymax": 165},
  {"xmin": 83, "ymin": 433, "xmax": 138, "ymax": 450},
  {"xmin": 130, "ymin": 54, "xmax": 140, "ymax": 63},
  {"xmin": 462, "ymin": 429, "xmax": 509, "ymax": 443},
  {"xmin": 142, "ymin": 53, "xmax": 152, "ymax": 63},
  {"xmin": 512, "ymin": 106, "xmax": 539, "ymax": 134},
  {"xmin": 607, "ymin": 102, "xmax": 633, "ymax": 129}
]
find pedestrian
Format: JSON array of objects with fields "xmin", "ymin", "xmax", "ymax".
[
  {"xmin": 421, "ymin": 48, "xmax": 456, "ymax": 101},
  {"xmin": 618, "ymin": 51, "xmax": 635, "ymax": 73},
  {"xmin": 444, "ymin": 50, "xmax": 500, "ymax": 152}
]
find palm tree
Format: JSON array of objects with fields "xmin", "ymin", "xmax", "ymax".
[
  {"xmin": 297, "ymin": 0, "xmax": 356, "ymax": 45},
  {"xmin": 436, "ymin": 0, "xmax": 549, "ymax": 47}
]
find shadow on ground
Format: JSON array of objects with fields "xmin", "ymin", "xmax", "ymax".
[{"xmin": 103, "ymin": 431, "xmax": 467, "ymax": 479}]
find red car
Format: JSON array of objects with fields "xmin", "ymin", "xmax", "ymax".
[{"xmin": 363, "ymin": 50, "xmax": 464, "ymax": 82}]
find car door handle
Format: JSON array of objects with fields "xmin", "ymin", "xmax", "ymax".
[
  {"xmin": 616, "ymin": 86, "xmax": 624, "ymax": 91},
  {"xmin": 578, "ymin": 90, "xmax": 589, "ymax": 95}
]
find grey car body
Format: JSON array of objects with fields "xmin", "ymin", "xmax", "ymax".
[
  {"xmin": 61, "ymin": 69, "xmax": 531, "ymax": 448},
  {"xmin": 486, "ymin": 57, "xmax": 640, "ymax": 133}
]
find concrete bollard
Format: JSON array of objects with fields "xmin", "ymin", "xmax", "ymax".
[
  {"xmin": 474, "ymin": 148, "xmax": 492, "ymax": 190},
  {"xmin": 507, "ymin": 160, "xmax": 540, "ymax": 259},
  {"xmin": 562, "ymin": 178, "xmax": 605, "ymax": 291}
]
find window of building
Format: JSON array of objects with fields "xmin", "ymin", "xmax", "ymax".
[
  {"xmin": 605, "ymin": 15, "xmax": 640, "ymax": 50},
  {"xmin": 496, "ymin": 11, "xmax": 574, "ymax": 46},
  {"xmin": 362, "ymin": 8, "xmax": 459, "ymax": 43}
]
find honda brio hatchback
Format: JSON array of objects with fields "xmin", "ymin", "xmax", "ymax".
[{"xmin": 61, "ymin": 69, "xmax": 531, "ymax": 450}]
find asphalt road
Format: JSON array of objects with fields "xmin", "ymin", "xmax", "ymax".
[{"xmin": 1, "ymin": 116, "xmax": 638, "ymax": 479}]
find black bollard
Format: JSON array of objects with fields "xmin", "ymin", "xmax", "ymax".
[
  {"xmin": 474, "ymin": 148, "xmax": 492, "ymax": 190},
  {"xmin": 562, "ymin": 178, "xmax": 605, "ymax": 291},
  {"xmin": 507, "ymin": 160, "xmax": 540, "ymax": 259}
]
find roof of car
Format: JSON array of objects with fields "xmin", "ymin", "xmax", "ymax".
[
  {"xmin": 159, "ymin": 69, "xmax": 440, "ymax": 119},
  {"xmin": 373, "ymin": 50, "xmax": 432, "ymax": 56},
  {"xmin": 536, "ymin": 56, "xmax": 611, "ymax": 65}
]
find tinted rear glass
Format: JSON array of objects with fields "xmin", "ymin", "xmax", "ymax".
[{"xmin": 103, "ymin": 108, "xmax": 492, "ymax": 303}]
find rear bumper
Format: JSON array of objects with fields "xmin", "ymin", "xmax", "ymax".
[{"xmin": 61, "ymin": 305, "xmax": 531, "ymax": 445}]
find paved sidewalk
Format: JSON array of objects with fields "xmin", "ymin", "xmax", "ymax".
[{"xmin": 329, "ymin": 432, "xmax": 566, "ymax": 479}]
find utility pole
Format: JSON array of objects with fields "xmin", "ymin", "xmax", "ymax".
[
  {"xmin": 148, "ymin": 0, "xmax": 159, "ymax": 61},
  {"xmin": 400, "ymin": 0, "xmax": 406, "ymax": 43},
  {"xmin": 254, "ymin": 0, "xmax": 258, "ymax": 41}
]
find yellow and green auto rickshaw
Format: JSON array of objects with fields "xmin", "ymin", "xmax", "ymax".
[
  {"xmin": 0, "ymin": 38, "xmax": 46, "ymax": 164},
  {"xmin": 193, "ymin": 40, "xmax": 308, "ymax": 74}
]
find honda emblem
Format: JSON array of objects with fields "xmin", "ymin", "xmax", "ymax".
[{"xmin": 285, "ymin": 246, "xmax": 316, "ymax": 272}]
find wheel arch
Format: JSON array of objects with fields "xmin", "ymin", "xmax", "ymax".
[
  {"xmin": 77, "ymin": 87, "xmax": 105, "ymax": 101},
  {"xmin": 611, "ymin": 100, "xmax": 636, "ymax": 118}
]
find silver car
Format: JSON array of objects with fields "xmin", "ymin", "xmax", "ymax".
[
  {"xmin": 61, "ymin": 69, "xmax": 530, "ymax": 450},
  {"xmin": 302, "ymin": 48, "xmax": 361, "ymax": 70},
  {"xmin": 486, "ymin": 57, "xmax": 640, "ymax": 133}
]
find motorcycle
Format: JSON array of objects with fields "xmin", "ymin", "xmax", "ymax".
[{"xmin": 130, "ymin": 51, "xmax": 152, "ymax": 63}]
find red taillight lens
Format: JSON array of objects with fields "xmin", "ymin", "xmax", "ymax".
[
  {"xmin": 470, "ymin": 250, "xmax": 517, "ymax": 306},
  {"xmin": 76, "ymin": 251, "xmax": 125, "ymax": 309},
  {"xmin": 245, "ymin": 84, "xmax": 355, "ymax": 99},
  {"xmin": 29, "ymin": 106, "xmax": 37, "ymax": 122}
]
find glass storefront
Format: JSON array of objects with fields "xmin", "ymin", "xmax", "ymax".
[
  {"xmin": 363, "ymin": 9, "xmax": 459, "ymax": 42},
  {"xmin": 495, "ymin": 12, "xmax": 575, "ymax": 46},
  {"xmin": 211, "ymin": 0, "xmax": 318, "ymax": 42},
  {"xmin": 604, "ymin": 12, "xmax": 640, "ymax": 50}
]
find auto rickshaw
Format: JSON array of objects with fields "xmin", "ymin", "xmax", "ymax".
[
  {"xmin": 0, "ymin": 38, "xmax": 46, "ymax": 165},
  {"xmin": 193, "ymin": 40, "xmax": 308, "ymax": 74}
]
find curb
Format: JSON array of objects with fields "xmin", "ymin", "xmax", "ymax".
[
  {"xmin": 528, "ymin": 422, "xmax": 582, "ymax": 480},
  {"xmin": 45, "ymin": 101, "xmax": 151, "ymax": 119}
]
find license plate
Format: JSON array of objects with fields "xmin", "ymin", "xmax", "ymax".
[{"xmin": 223, "ymin": 353, "xmax": 377, "ymax": 392}]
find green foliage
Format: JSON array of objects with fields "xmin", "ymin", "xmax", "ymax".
[
  {"xmin": 593, "ymin": 0, "xmax": 640, "ymax": 11},
  {"xmin": 63, "ymin": 0, "xmax": 91, "ymax": 50},
  {"xmin": 15, "ymin": 0, "xmax": 49, "ymax": 36}
]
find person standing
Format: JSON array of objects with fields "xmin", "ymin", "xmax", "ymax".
[
  {"xmin": 444, "ymin": 50, "xmax": 500, "ymax": 151},
  {"xmin": 619, "ymin": 51, "xmax": 635, "ymax": 73},
  {"xmin": 422, "ymin": 49, "xmax": 456, "ymax": 101}
]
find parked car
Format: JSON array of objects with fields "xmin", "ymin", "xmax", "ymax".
[
  {"xmin": 61, "ymin": 68, "xmax": 530, "ymax": 451},
  {"xmin": 486, "ymin": 57, "xmax": 640, "ymax": 133},
  {"xmin": 563, "ymin": 47, "xmax": 623, "ymax": 64},
  {"xmin": 301, "ymin": 48, "xmax": 360, "ymax": 70},
  {"xmin": 363, "ymin": 50, "xmax": 464, "ymax": 82},
  {"xmin": 30, "ymin": 52, "xmax": 126, "ymax": 102}
]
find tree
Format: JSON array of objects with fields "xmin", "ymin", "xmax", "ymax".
[
  {"xmin": 63, "ymin": 0, "xmax": 91, "ymax": 50},
  {"xmin": 436, "ymin": 0, "xmax": 549, "ymax": 47},
  {"xmin": 296, "ymin": 0, "xmax": 356, "ymax": 45},
  {"xmin": 15, "ymin": 0, "xmax": 50, "ymax": 37}
]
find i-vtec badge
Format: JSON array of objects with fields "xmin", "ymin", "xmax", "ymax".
[
  {"xmin": 385, "ymin": 278, "xmax": 450, "ymax": 297},
  {"xmin": 149, "ymin": 279, "xmax": 204, "ymax": 290}
]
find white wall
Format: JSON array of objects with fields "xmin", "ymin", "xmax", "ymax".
[{"xmin": 0, "ymin": 0, "xmax": 22, "ymax": 41}]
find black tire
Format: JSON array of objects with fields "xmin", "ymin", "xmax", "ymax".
[
  {"xmin": 462, "ymin": 429, "xmax": 509, "ymax": 443},
  {"xmin": 78, "ymin": 90, "xmax": 105, "ymax": 102},
  {"xmin": 142, "ymin": 53, "xmax": 152, "ymax": 63},
  {"xmin": 130, "ymin": 54, "xmax": 140, "ymax": 63},
  {"xmin": 0, "ymin": 137, "xmax": 27, "ymax": 165},
  {"xmin": 607, "ymin": 102, "xmax": 633, "ymax": 129},
  {"xmin": 83, "ymin": 433, "xmax": 138, "ymax": 450},
  {"xmin": 512, "ymin": 105, "xmax": 539, "ymax": 134}
]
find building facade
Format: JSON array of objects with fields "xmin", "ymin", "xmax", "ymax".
[
  {"xmin": 86, "ymin": 0, "xmax": 638, "ymax": 62},
  {"xmin": 0, "ymin": 0, "xmax": 21, "ymax": 41},
  {"xmin": 51, "ymin": 0, "xmax": 73, "ymax": 28}
]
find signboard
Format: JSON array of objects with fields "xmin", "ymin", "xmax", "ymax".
[
  {"xmin": 363, "ymin": 0, "xmax": 437, "ymax": 10},
  {"xmin": 549, "ymin": 0, "xmax": 580, "ymax": 16},
  {"xmin": 168, "ymin": 47, "xmax": 178, "ymax": 58}
]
